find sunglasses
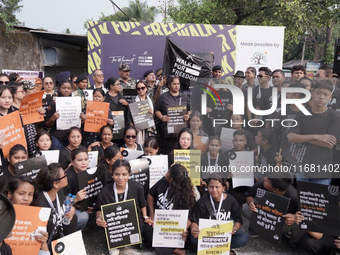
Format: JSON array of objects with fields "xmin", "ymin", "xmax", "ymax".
[
  {"xmin": 125, "ymin": 135, "xmax": 136, "ymax": 139},
  {"xmin": 257, "ymin": 74, "xmax": 267, "ymax": 78},
  {"xmin": 137, "ymin": 86, "xmax": 146, "ymax": 91},
  {"xmin": 44, "ymin": 82, "xmax": 53, "ymax": 85},
  {"xmin": 0, "ymin": 81, "xmax": 9, "ymax": 85},
  {"xmin": 56, "ymin": 173, "xmax": 67, "ymax": 181}
]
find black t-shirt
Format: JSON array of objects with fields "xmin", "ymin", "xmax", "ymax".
[
  {"xmin": 0, "ymin": 166, "xmax": 13, "ymax": 192},
  {"xmin": 249, "ymin": 86, "xmax": 270, "ymax": 118},
  {"xmin": 243, "ymin": 129, "xmax": 256, "ymax": 151},
  {"xmin": 256, "ymin": 87, "xmax": 281, "ymax": 120},
  {"xmin": 289, "ymin": 107, "xmax": 340, "ymax": 168},
  {"xmin": 245, "ymin": 180, "xmax": 298, "ymax": 214},
  {"xmin": 191, "ymin": 193, "xmax": 243, "ymax": 224},
  {"xmin": 327, "ymin": 87, "xmax": 340, "ymax": 110},
  {"xmin": 95, "ymin": 180, "xmax": 146, "ymax": 219},
  {"xmin": 148, "ymin": 177, "xmax": 173, "ymax": 210},
  {"xmin": 59, "ymin": 147, "xmax": 72, "ymax": 170},
  {"xmin": 207, "ymin": 90, "xmax": 233, "ymax": 120},
  {"xmin": 201, "ymin": 152, "xmax": 230, "ymax": 180},
  {"xmin": 259, "ymin": 146, "xmax": 277, "ymax": 167},
  {"xmin": 63, "ymin": 166, "xmax": 79, "ymax": 196}
]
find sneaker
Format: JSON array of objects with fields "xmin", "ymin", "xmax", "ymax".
[
  {"xmin": 248, "ymin": 230, "xmax": 260, "ymax": 238},
  {"xmin": 109, "ymin": 249, "xmax": 119, "ymax": 255}
]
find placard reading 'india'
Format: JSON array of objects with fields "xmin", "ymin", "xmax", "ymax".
[
  {"xmin": 249, "ymin": 188, "xmax": 290, "ymax": 242},
  {"xmin": 84, "ymin": 101, "xmax": 109, "ymax": 132},
  {"xmin": 174, "ymin": 149, "xmax": 201, "ymax": 185},
  {"xmin": 15, "ymin": 156, "xmax": 47, "ymax": 179},
  {"xmin": 167, "ymin": 105, "xmax": 187, "ymax": 134},
  {"xmin": 101, "ymin": 199, "xmax": 141, "ymax": 250},
  {"xmin": 298, "ymin": 181, "xmax": 340, "ymax": 236},
  {"xmin": 56, "ymin": 97, "xmax": 81, "ymax": 130},
  {"xmin": 78, "ymin": 165, "xmax": 106, "ymax": 212},
  {"xmin": 197, "ymin": 219, "xmax": 233, "ymax": 255},
  {"xmin": 19, "ymin": 91, "xmax": 44, "ymax": 125},
  {"xmin": 129, "ymin": 100, "xmax": 155, "ymax": 130},
  {"xmin": 152, "ymin": 209, "xmax": 189, "ymax": 248},
  {"xmin": 6, "ymin": 205, "xmax": 51, "ymax": 255}
]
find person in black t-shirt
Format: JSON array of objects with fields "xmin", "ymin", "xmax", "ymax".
[
  {"xmin": 190, "ymin": 174, "xmax": 248, "ymax": 255},
  {"xmin": 255, "ymin": 128, "xmax": 277, "ymax": 172}
]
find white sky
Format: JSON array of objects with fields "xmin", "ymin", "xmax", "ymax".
[{"xmin": 16, "ymin": 0, "xmax": 162, "ymax": 35}]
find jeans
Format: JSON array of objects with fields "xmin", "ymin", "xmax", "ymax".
[
  {"xmin": 190, "ymin": 229, "xmax": 249, "ymax": 249},
  {"xmin": 51, "ymin": 136, "xmax": 66, "ymax": 151},
  {"xmin": 75, "ymin": 209, "xmax": 89, "ymax": 230},
  {"xmin": 296, "ymin": 174, "xmax": 331, "ymax": 185}
]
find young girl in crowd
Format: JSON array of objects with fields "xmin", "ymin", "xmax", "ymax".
[
  {"xmin": 63, "ymin": 147, "xmax": 90, "ymax": 230},
  {"xmin": 32, "ymin": 130, "xmax": 52, "ymax": 157},
  {"xmin": 45, "ymin": 80, "xmax": 73, "ymax": 150},
  {"xmin": 95, "ymin": 159, "xmax": 152, "ymax": 255},
  {"xmin": 147, "ymin": 164, "xmax": 195, "ymax": 255},
  {"xmin": 81, "ymin": 88, "xmax": 114, "ymax": 148},
  {"xmin": 190, "ymin": 111, "xmax": 208, "ymax": 137},
  {"xmin": 102, "ymin": 145, "xmax": 122, "ymax": 184},
  {"xmin": 3, "ymin": 176, "xmax": 50, "ymax": 254},
  {"xmin": 143, "ymin": 137, "xmax": 160, "ymax": 156},
  {"xmin": 0, "ymin": 145, "xmax": 28, "ymax": 191},
  {"xmin": 121, "ymin": 126, "xmax": 144, "ymax": 151},
  {"xmin": 59, "ymin": 127, "xmax": 82, "ymax": 170},
  {"xmin": 35, "ymin": 163, "xmax": 78, "ymax": 246},
  {"xmin": 88, "ymin": 125, "xmax": 115, "ymax": 161}
]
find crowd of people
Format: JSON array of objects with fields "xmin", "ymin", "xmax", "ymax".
[{"xmin": 0, "ymin": 62, "xmax": 339, "ymax": 255}]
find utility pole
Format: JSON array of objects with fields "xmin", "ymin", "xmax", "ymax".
[{"xmin": 108, "ymin": 0, "xmax": 130, "ymax": 20}]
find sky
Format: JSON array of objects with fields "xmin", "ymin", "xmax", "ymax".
[{"xmin": 16, "ymin": 0, "xmax": 163, "ymax": 35}]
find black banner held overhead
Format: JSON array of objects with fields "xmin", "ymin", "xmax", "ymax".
[
  {"xmin": 298, "ymin": 181, "xmax": 340, "ymax": 236},
  {"xmin": 15, "ymin": 156, "xmax": 47, "ymax": 179},
  {"xmin": 249, "ymin": 188, "xmax": 290, "ymax": 242},
  {"xmin": 101, "ymin": 199, "xmax": 142, "ymax": 250},
  {"xmin": 163, "ymin": 37, "xmax": 214, "ymax": 89}
]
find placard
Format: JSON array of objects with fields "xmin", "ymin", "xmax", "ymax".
[
  {"xmin": 52, "ymin": 230, "xmax": 87, "ymax": 255},
  {"xmin": 167, "ymin": 105, "xmax": 187, "ymax": 134},
  {"xmin": 220, "ymin": 128, "xmax": 235, "ymax": 151},
  {"xmin": 143, "ymin": 155, "xmax": 168, "ymax": 188},
  {"xmin": 174, "ymin": 149, "xmax": 201, "ymax": 185},
  {"xmin": 197, "ymin": 219, "xmax": 233, "ymax": 255},
  {"xmin": 129, "ymin": 100, "xmax": 155, "ymax": 130},
  {"xmin": 15, "ymin": 156, "xmax": 47, "ymax": 179},
  {"xmin": 121, "ymin": 148, "xmax": 144, "ymax": 161},
  {"xmin": 152, "ymin": 209, "xmax": 189, "ymax": 248},
  {"xmin": 0, "ymin": 111, "xmax": 27, "ymax": 158},
  {"xmin": 298, "ymin": 181, "xmax": 340, "ymax": 236},
  {"xmin": 129, "ymin": 158, "xmax": 150, "ymax": 196},
  {"xmin": 40, "ymin": 150, "xmax": 60, "ymax": 164},
  {"xmin": 84, "ymin": 101, "xmax": 110, "ymax": 132},
  {"xmin": 122, "ymin": 89, "xmax": 138, "ymax": 104},
  {"xmin": 101, "ymin": 199, "xmax": 142, "ymax": 250},
  {"xmin": 83, "ymin": 89, "xmax": 93, "ymax": 101},
  {"xmin": 56, "ymin": 97, "xmax": 81, "ymax": 130},
  {"xmin": 88, "ymin": 151, "xmax": 99, "ymax": 168},
  {"xmin": 6, "ymin": 205, "xmax": 51, "ymax": 255},
  {"xmin": 229, "ymin": 151, "xmax": 254, "ymax": 188},
  {"xmin": 19, "ymin": 91, "xmax": 44, "ymax": 125},
  {"xmin": 78, "ymin": 165, "xmax": 106, "ymax": 212},
  {"xmin": 112, "ymin": 111, "xmax": 125, "ymax": 140},
  {"xmin": 281, "ymin": 140, "xmax": 313, "ymax": 166},
  {"xmin": 193, "ymin": 135, "xmax": 209, "ymax": 153},
  {"xmin": 249, "ymin": 188, "xmax": 290, "ymax": 242}
]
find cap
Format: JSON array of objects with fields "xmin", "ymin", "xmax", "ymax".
[
  {"xmin": 0, "ymin": 194, "xmax": 16, "ymax": 243},
  {"xmin": 119, "ymin": 64, "xmax": 131, "ymax": 71},
  {"xmin": 75, "ymin": 73, "xmax": 87, "ymax": 83},
  {"xmin": 143, "ymin": 70, "xmax": 154, "ymax": 78},
  {"xmin": 233, "ymin": 70, "xmax": 245, "ymax": 78},
  {"xmin": 55, "ymin": 71, "xmax": 71, "ymax": 82},
  {"xmin": 212, "ymin": 65, "xmax": 222, "ymax": 72}
]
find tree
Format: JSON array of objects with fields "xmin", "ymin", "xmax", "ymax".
[
  {"xmin": 62, "ymin": 28, "xmax": 72, "ymax": 34},
  {"xmin": 0, "ymin": 0, "xmax": 22, "ymax": 25}
]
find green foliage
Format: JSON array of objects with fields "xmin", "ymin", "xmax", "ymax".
[{"xmin": 0, "ymin": 0, "xmax": 22, "ymax": 25}]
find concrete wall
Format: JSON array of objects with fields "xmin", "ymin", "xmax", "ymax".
[{"xmin": 0, "ymin": 20, "xmax": 42, "ymax": 72}]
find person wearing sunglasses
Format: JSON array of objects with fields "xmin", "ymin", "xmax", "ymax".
[
  {"xmin": 121, "ymin": 126, "xmax": 144, "ymax": 152},
  {"xmin": 135, "ymin": 80, "xmax": 155, "ymax": 144},
  {"xmin": 0, "ymin": 73, "xmax": 10, "ymax": 86}
]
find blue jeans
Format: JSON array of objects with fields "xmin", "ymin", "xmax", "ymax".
[
  {"xmin": 75, "ymin": 209, "xmax": 89, "ymax": 230},
  {"xmin": 190, "ymin": 229, "xmax": 248, "ymax": 249},
  {"xmin": 297, "ymin": 174, "xmax": 331, "ymax": 185},
  {"xmin": 51, "ymin": 136, "xmax": 66, "ymax": 151}
]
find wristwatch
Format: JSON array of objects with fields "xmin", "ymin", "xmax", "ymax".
[{"xmin": 144, "ymin": 216, "xmax": 150, "ymax": 220}]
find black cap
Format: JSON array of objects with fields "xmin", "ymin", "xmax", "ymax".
[
  {"xmin": 75, "ymin": 73, "xmax": 87, "ymax": 83},
  {"xmin": 212, "ymin": 65, "xmax": 222, "ymax": 72},
  {"xmin": 55, "ymin": 71, "xmax": 71, "ymax": 82},
  {"xmin": 233, "ymin": 70, "xmax": 245, "ymax": 78},
  {"xmin": 143, "ymin": 70, "xmax": 154, "ymax": 78}
]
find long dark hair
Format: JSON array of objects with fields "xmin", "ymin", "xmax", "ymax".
[
  {"xmin": 2, "ymin": 176, "xmax": 39, "ymax": 206},
  {"xmin": 102, "ymin": 145, "xmax": 121, "ymax": 165},
  {"xmin": 174, "ymin": 128, "xmax": 194, "ymax": 149},
  {"xmin": 35, "ymin": 163, "xmax": 62, "ymax": 192},
  {"xmin": 167, "ymin": 164, "xmax": 195, "ymax": 212}
]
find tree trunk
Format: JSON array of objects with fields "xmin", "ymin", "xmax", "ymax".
[{"xmin": 324, "ymin": 21, "xmax": 333, "ymax": 59}]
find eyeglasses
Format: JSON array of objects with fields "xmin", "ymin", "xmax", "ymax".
[
  {"xmin": 137, "ymin": 87, "xmax": 146, "ymax": 91},
  {"xmin": 16, "ymin": 90, "xmax": 25, "ymax": 94},
  {"xmin": 125, "ymin": 135, "xmax": 136, "ymax": 139},
  {"xmin": 94, "ymin": 74, "xmax": 104, "ymax": 77},
  {"xmin": 56, "ymin": 173, "xmax": 67, "ymax": 181},
  {"xmin": 44, "ymin": 82, "xmax": 53, "ymax": 85},
  {"xmin": 0, "ymin": 81, "xmax": 9, "ymax": 85}
]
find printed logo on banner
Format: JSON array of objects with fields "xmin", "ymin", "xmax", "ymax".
[
  {"xmin": 109, "ymin": 55, "xmax": 136, "ymax": 65},
  {"xmin": 250, "ymin": 52, "xmax": 267, "ymax": 65}
]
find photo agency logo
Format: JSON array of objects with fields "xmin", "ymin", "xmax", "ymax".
[{"xmin": 196, "ymin": 82, "xmax": 312, "ymax": 128}]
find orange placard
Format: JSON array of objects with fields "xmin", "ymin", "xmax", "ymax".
[
  {"xmin": 19, "ymin": 91, "xmax": 44, "ymax": 125},
  {"xmin": 84, "ymin": 101, "xmax": 109, "ymax": 133},
  {"xmin": 193, "ymin": 135, "xmax": 209, "ymax": 153},
  {"xmin": 0, "ymin": 111, "xmax": 27, "ymax": 158},
  {"xmin": 6, "ymin": 205, "xmax": 51, "ymax": 255}
]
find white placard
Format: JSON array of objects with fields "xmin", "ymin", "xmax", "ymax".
[
  {"xmin": 56, "ymin": 97, "xmax": 81, "ymax": 130},
  {"xmin": 40, "ymin": 150, "xmax": 60, "ymax": 165},
  {"xmin": 198, "ymin": 219, "xmax": 233, "ymax": 255},
  {"xmin": 229, "ymin": 151, "xmax": 254, "ymax": 188},
  {"xmin": 143, "ymin": 155, "xmax": 168, "ymax": 188},
  {"xmin": 83, "ymin": 90, "xmax": 93, "ymax": 101},
  {"xmin": 121, "ymin": 148, "xmax": 144, "ymax": 161},
  {"xmin": 52, "ymin": 230, "xmax": 86, "ymax": 255},
  {"xmin": 88, "ymin": 151, "xmax": 98, "ymax": 168},
  {"xmin": 2, "ymin": 69, "xmax": 43, "ymax": 83},
  {"xmin": 220, "ymin": 128, "xmax": 235, "ymax": 151},
  {"xmin": 235, "ymin": 26, "xmax": 285, "ymax": 73},
  {"xmin": 152, "ymin": 209, "xmax": 188, "ymax": 248}
]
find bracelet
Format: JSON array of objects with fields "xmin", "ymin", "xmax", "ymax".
[{"xmin": 143, "ymin": 216, "xmax": 149, "ymax": 220}]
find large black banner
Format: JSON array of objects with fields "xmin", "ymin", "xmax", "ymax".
[{"xmin": 163, "ymin": 37, "xmax": 214, "ymax": 88}]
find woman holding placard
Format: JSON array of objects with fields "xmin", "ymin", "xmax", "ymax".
[
  {"xmin": 147, "ymin": 164, "xmax": 195, "ymax": 255},
  {"xmin": 95, "ymin": 159, "xmax": 152, "ymax": 254},
  {"xmin": 190, "ymin": 174, "xmax": 248, "ymax": 255},
  {"xmin": 88, "ymin": 125, "xmax": 115, "ymax": 161},
  {"xmin": 81, "ymin": 88, "xmax": 114, "ymax": 148},
  {"xmin": 168, "ymin": 127, "xmax": 194, "ymax": 167},
  {"xmin": 45, "ymin": 80, "xmax": 73, "ymax": 150},
  {"xmin": 59, "ymin": 127, "xmax": 83, "ymax": 170},
  {"xmin": 3, "ymin": 176, "xmax": 50, "ymax": 254}
]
